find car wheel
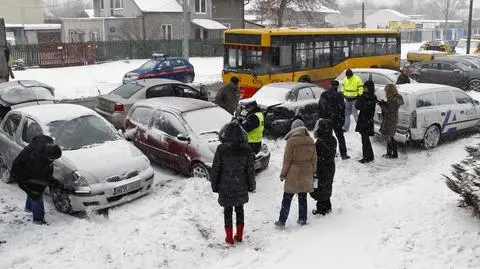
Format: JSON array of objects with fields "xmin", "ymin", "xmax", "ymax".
[
  {"xmin": 185, "ymin": 73, "xmax": 194, "ymax": 83},
  {"xmin": 467, "ymin": 79, "xmax": 480, "ymax": 92},
  {"xmin": 423, "ymin": 125, "xmax": 441, "ymax": 149},
  {"xmin": 0, "ymin": 157, "xmax": 12, "ymax": 183},
  {"xmin": 191, "ymin": 163, "xmax": 210, "ymax": 181},
  {"xmin": 50, "ymin": 187, "xmax": 73, "ymax": 214}
]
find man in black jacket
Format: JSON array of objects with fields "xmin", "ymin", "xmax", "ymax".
[
  {"xmin": 318, "ymin": 80, "xmax": 350, "ymax": 160},
  {"xmin": 10, "ymin": 135, "xmax": 67, "ymax": 225}
]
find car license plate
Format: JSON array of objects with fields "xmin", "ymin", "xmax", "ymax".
[{"xmin": 113, "ymin": 181, "xmax": 141, "ymax": 195}]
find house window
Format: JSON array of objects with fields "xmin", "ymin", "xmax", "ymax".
[
  {"xmin": 195, "ymin": 0, "xmax": 206, "ymax": 13},
  {"xmin": 161, "ymin": 24, "xmax": 172, "ymax": 40},
  {"xmin": 110, "ymin": 0, "xmax": 123, "ymax": 9},
  {"xmin": 90, "ymin": 32, "xmax": 98, "ymax": 41},
  {"xmin": 100, "ymin": 0, "xmax": 104, "ymax": 9},
  {"xmin": 195, "ymin": 28, "xmax": 208, "ymax": 40}
]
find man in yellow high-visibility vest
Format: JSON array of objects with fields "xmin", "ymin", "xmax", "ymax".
[
  {"xmin": 240, "ymin": 100, "xmax": 264, "ymax": 154},
  {"xmin": 341, "ymin": 69, "xmax": 363, "ymax": 132}
]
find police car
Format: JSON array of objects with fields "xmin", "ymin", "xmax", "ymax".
[
  {"xmin": 123, "ymin": 53, "xmax": 195, "ymax": 84},
  {"xmin": 373, "ymin": 83, "xmax": 480, "ymax": 149}
]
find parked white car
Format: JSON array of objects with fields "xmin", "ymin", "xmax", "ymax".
[
  {"xmin": 374, "ymin": 83, "xmax": 480, "ymax": 148},
  {"xmin": 0, "ymin": 104, "xmax": 154, "ymax": 213}
]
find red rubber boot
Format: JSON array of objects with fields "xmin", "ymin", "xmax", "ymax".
[
  {"xmin": 234, "ymin": 224, "xmax": 244, "ymax": 242},
  {"xmin": 225, "ymin": 227, "xmax": 234, "ymax": 245}
]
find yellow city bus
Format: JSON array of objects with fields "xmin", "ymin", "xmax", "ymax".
[{"xmin": 222, "ymin": 28, "xmax": 401, "ymax": 98}]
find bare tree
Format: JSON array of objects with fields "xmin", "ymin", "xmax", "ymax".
[
  {"xmin": 253, "ymin": 0, "xmax": 337, "ymax": 27},
  {"xmin": 419, "ymin": 0, "xmax": 468, "ymax": 20}
]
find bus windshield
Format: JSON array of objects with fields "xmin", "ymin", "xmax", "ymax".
[{"xmin": 224, "ymin": 48, "xmax": 269, "ymax": 74}]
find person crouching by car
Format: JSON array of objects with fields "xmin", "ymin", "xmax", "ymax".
[
  {"xmin": 275, "ymin": 119, "xmax": 317, "ymax": 228},
  {"xmin": 10, "ymin": 135, "xmax": 70, "ymax": 225},
  {"xmin": 240, "ymin": 100, "xmax": 264, "ymax": 154},
  {"xmin": 378, "ymin": 84, "xmax": 404, "ymax": 159},
  {"xmin": 310, "ymin": 119, "xmax": 337, "ymax": 216},
  {"xmin": 355, "ymin": 80, "xmax": 378, "ymax": 164},
  {"xmin": 211, "ymin": 121, "xmax": 256, "ymax": 245}
]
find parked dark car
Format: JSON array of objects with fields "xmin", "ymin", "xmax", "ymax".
[
  {"xmin": 124, "ymin": 97, "xmax": 270, "ymax": 181},
  {"xmin": 123, "ymin": 54, "xmax": 195, "ymax": 84},
  {"xmin": 0, "ymin": 80, "xmax": 55, "ymax": 120},
  {"xmin": 95, "ymin": 79, "xmax": 209, "ymax": 129},
  {"xmin": 239, "ymin": 82, "xmax": 325, "ymax": 137},
  {"xmin": 404, "ymin": 57, "xmax": 480, "ymax": 91}
]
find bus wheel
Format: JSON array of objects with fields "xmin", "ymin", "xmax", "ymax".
[{"xmin": 298, "ymin": 76, "xmax": 311, "ymax": 83}]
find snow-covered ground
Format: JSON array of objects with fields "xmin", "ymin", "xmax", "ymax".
[
  {"xmin": 12, "ymin": 57, "xmax": 223, "ymax": 99},
  {"xmin": 1, "ymin": 131, "xmax": 480, "ymax": 269},
  {"xmin": 11, "ymin": 43, "xmax": 422, "ymax": 99}
]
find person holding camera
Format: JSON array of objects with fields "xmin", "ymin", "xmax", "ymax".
[{"xmin": 378, "ymin": 84, "xmax": 404, "ymax": 159}]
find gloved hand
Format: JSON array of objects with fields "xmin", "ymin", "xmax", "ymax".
[
  {"xmin": 280, "ymin": 177, "xmax": 285, "ymax": 182},
  {"xmin": 249, "ymin": 188, "xmax": 256, "ymax": 193}
]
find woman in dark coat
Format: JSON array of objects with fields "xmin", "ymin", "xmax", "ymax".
[
  {"xmin": 211, "ymin": 121, "xmax": 256, "ymax": 245},
  {"xmin": 355, "ymin": 80, "xmax": 378, "ymax": 163},
  {"xmin": 378, "ymin": 84, "xmax": 405, "ymax": 159},
  {"xmin": 310, "ymin": 119, "xmax": 337, "ymax": 216},
  {"xmin": 10, "ymin": 135, "xmax": 64, "ymax": 224}
]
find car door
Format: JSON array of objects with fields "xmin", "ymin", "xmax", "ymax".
[
  {"xmin": 145, "ymin": 84, "xmax": 175, "ymax": 98},
  {"xmin": 171, "ymin": 59, "xmax": 188, "ymax": 81},
  {"xmin": 418, "ymin": 63, "xmax": 441, "ymax": 83},
  {"xmin": 415, "ymin": 93, "xmax": 440, "ymax": 131},
  {"xmin": 127, "ymin": 106, "xmax": 155, "ymax": 158},
  {"xmin": 439, "ymin": 63, "xmax": 463, "ymax": 87},
  {"xmin": 296, "ymin": 86, "xmax": 318, "ymax": 129},
  {"xmin": 150, "ymin": 110, "xmax": 190, "ymax": 173},
  {"xmin": 452, "ymin": 90, "xmax": 480, "ymax": 128},
  {"xmin": 433, "ymin": 90, "xmax": 461, "ymax": 133},
  {"xmin": 155, "ymin": 60, "xmax": 174, "ymax": 79},
  {"xmin": 0, "ymin": 112, "xmax": 24, "ymax": 168}
]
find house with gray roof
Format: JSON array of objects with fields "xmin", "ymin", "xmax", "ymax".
[{"xmin": 61, "ymin": 0, "xmax": 243, "ymax": 42}]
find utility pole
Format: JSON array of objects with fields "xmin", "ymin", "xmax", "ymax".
[
  {"xmin": 182, "ymin": 0, "xmax": 190, "ymax": 60},
  {"xmin": 466, "ymin": 0, "xmax": 474, "ymax": 54},
  {"xmin": 444, "ymin": 0, "xmax": 450, "ymax": 41},
  {"xmin": 361, "ymin": 0, "xmax": 365, "ymax": 28}
]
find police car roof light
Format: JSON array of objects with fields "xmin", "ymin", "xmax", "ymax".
[{"xmin": 152, "ymin": 52, "xmax": 168, "ymax": 58}]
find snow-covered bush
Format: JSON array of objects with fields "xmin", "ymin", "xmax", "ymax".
[{"xmin": 445, "ymin": 145, "xmax": 480, "ymax": 216}]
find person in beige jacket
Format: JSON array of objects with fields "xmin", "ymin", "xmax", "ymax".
[{"xmin": 275, "ymin": 119, "xmax": 317, "ymax": 228}]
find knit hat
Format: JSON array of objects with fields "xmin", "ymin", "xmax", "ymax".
[
  {"xmin": 345, "ymin": 69, "xmax": 353, "ymax": 77},
  {"xmin": 290, "ymin": 118, "xmax": 305, "ymax": 130},
  {"xmin": 331, "ymin": 80, "xmax": 340, "ymax": 87}
]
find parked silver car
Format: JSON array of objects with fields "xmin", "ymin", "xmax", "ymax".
[
  {"xmin": 374, "ymin": 83, "xmax": 480, "ymax": 149},
  {"xmin": 0, "ymin": 104, "xmax": 154, "ymax": 213},
  {"xmin": 95, "ymin": 79, "xmax": 208, "ymax": 130}
]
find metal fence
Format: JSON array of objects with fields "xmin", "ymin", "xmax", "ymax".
[{"xmin": 10, "ymin": 39, "xmax": 223, "ymax": 67}]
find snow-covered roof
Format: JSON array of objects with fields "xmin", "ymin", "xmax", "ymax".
[
  {"xmin": 133, "ymin": 0, "xmax": 182, "ymax": 13},
  {"xmin": 369, "ymin": 9, "xmax": 410, "ymax": 20},
  {"xmin": 5, "ymin": 24, "xmax": 61, "ymax": 30},
  {"xmin": 15, "ymin": 104, "xmax": 96, "ymax": 124},
  {"xmin": 85, "ymin": 9, "xmax": 95, "ymax": 18},
  {"xmin": 191, "ymin": 19, "xmax": 228, "ymax": 30}
]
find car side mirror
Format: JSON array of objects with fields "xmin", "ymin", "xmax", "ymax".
[
  {"xmin": 177, "ymin": 134, "xmax": 190, "ymax": 142},
  {"xmin": 474, "ymin": 100, "xmax": 479, "ymax": 106},
  {"xmin": 453, "ymin": 69, "xmax": 460, "ymax": 73}
]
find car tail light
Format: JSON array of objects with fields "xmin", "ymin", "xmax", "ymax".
[
  {"xmin": 114, "ymin": 103, "xmax": 124, "ymax": 113},
  {"xmin": 410, "ymin": 110, "xmax": 417, "ymax": 128}
]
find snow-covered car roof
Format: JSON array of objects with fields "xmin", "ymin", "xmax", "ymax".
[
  {"xmin": 0, "ymin": 80, "xmax": 55, "ymax": 106},
  {"xmin": 134, "ymin": 97, "xmax": 216, "ymax": 113},
  {"xmin": 395, "ymin": 83, "xmax": 459, "ymax": 95},
  {"xmin": 13, "ymin": 104, "xmax": 96, "ymax": 124}
]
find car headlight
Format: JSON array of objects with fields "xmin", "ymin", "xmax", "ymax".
[
  {"xmin": 261, "ymin": 144, "xmax": 269, "ymax": 154},
  {"xmin": 125, "ymin": 73, "xmax": 139, "ymax": 79},
  {"xmin": 72, "ymin": 171, "xmax": 89, "ymax": 187}
]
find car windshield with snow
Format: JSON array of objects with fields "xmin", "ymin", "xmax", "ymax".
[
  {"xmin": 240, "ymin": 82, "xmax": 325, "ymax": 137},
  {"xmin": 0, "ymin": 104, "xmax": 154, "ymax": 214},
  {"xmin": 373, "ymin": 83, "xmax": 480, "ymax": 149},
  {"xmin": 122, "ymin": 54, "xmax": 195, "ymax": 84},
  {"xmin": 125, "ymin": 97, "xmax": 270, "ymax": 181},
  {"xmin": 95, "ymin": 78, "xmax": 209, "ymax": 130}
]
